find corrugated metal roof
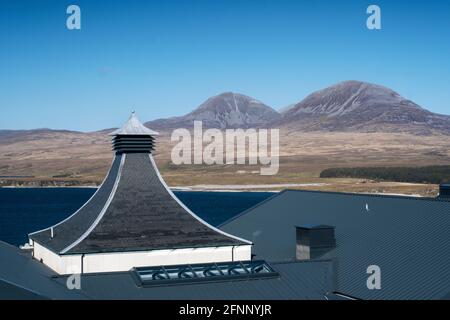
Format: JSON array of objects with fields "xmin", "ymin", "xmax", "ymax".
[
  {"xmin": 0, "ymin": 241, "xmax": 86, "ymax": 299},
  {"xmin": 0, "ymin": 279, "xmax": 48, "ymax": 300},
  {"xmin": 221, "ymin": 189, "xmax": 450, "ymax": 300},
  {"xmin": 51, "ymin": 260, "xmax": 333, "ymax": 300},
  {"xmin": 0, "ymin": 240, "xmax": 335, "ymax": 300}
]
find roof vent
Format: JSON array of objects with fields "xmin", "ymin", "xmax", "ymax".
[
  {"xmin": 110, "ymin": 112, "xmax": 158, "ymax": 154},
  {"xmin": 296, "ymin": 225, "xmax": 336, "ymax": 260}
]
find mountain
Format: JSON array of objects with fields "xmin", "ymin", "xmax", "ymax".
[
  {"xmin": 279, "ymin": 103, "xmax": 297, "ymax": 114},
  {"xmin": 0, "ymin": 129, "xmax": 81, "ymax": 143},
  {"xmin": 276, "ymin": 81, "xmax": 450, "ymax": 134},
  {"xmin": 146, "ymin": 92, "xmax": 280, "ymax": 130}
]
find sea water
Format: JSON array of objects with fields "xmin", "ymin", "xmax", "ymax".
[{"xmin": 0, "ymin": 188, "xmax": 274, "ymax": 246}]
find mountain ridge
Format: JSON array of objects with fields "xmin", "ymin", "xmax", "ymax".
[
  {"xmin": 145, "ymin": 92, "xmax": 281, "ymax": 130},
  {"xmin": 2, "ymin": 81, "xmax": 450, "ymax": 135},
  {"xmin": 274, "ymin": 80, "xmax": 450, "ymax": 134}
]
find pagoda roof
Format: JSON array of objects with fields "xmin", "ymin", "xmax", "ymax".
[
  {"xmin": 110, "ymin": 112, "xmax": 159, "ymax": 136},
  {"xmin": 29, "ymin": 113, "xmax": 249, "ymax": 255},
  {"xmin": 29, "ymin": 138, "xmax": 250, "ymax": 254}
]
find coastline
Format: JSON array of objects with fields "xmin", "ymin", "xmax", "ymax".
[
  {"xmin": 0, "ymin": 185, "xmax": 279, "ymax": 192},
  {"xmin": 0, "ymin": 184, "xmax": 427, "ymax": 197},
  {"xmin": 0, "ymin": 183, "xmax": 329, "ymax": 193}
]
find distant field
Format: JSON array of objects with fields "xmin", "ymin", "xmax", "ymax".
[
  {"xmin": 0, "ymin": 130, "xmax": 449, "ymax": 196},
  {"xmin": 320, "ymin": 166, "xmax": 450, "ymax": 184}
]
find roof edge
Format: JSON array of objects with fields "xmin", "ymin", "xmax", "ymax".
[
  {"xmin": 148, "ymin": 154, "xmax": 253, "ymax": 246},
  {"xmin": 218, "ymin": 190, "xmax": 286, "ymax": 228},
  {"xmin": 28, "ymin": 155, "xmax": 120, "ymax": 238},
  {"xmin": 59, "ymin": 243, "xmax": 252, "ymax": 256},
  {"xmin": 219, "ymin": 187, "xmax": 446, "ymax": 229},
  {"xmin": 60, "ymin": 154, "xmax": 126, "ymax": 254},
  {"xmin": 281, "ymin": 188, "xmax": 442, "ymax": 202}
]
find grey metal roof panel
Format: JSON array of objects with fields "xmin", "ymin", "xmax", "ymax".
[
  {"xmin": 51, "ymin": 260, "xmax": 333, "ymax": 300},
  {"xmin": 0, "ymin": 239, "xmax": 333, "ymax": 300},
  {"xmin": 0, "ymin": 279, "xmax": 48, "ymax": 300},
  {"xmin": 0, "ymin": 241, "xmax": 86, "ymax": 299},
  {"xmin": 296, "ymin": 224, "xmax": 335, "ymax": 230},
  {"xmin": 110, "ymin": 112, "xmax": 158, "ymax": 136},
  {"xmin": 221, "ymin": 189, "xmax": 450, "ymax": 300},
  {"xmin": 324, "ymin": 293, "xmax": 357, "ymax": 300}
]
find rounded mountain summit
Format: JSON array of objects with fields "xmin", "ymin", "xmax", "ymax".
[
  {"xmin": 146, "ymin": 81, "xmax": 450, "ymax": 135},
  {"xmin": 146, "ymin": 92, "xmax": 281, "ymax": 130},
  {"xmin": 276, "ymin": 80, "xmax": 450, "ymax": 134}
]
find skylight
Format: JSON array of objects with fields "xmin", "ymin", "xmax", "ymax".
[{"xmin": 133, "ymin": 260, "xmax": 278, "ymax": 287}]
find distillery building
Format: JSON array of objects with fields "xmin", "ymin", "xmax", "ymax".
[{"xmin": 27, "ymin": 113, "xmax": 252, "ymax": 274}]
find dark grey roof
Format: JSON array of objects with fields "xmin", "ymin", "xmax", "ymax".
[
  {"xmin": 0, "ymin": 240, "xmax": 334, "ymax": 300},
  {"xmin": 324, "ymin": 292, "xmax": 357, "ymax": 300},
  {"xmin": 0, "ymin": 279, "xmax": 47, "ymax": 300},
  {"xmin": 70, "ymin": 153, "xmax": 246, "ymax": 254},
  {"xmin": 297, "ymin": 224, "xmax": 335, "ymax": 230},
  {"xmin": 30, "ymin": 153, "xmax": 248, "ymax": 255},
  {"xmin": 50, "ymin": 260, "xmax": 333, "ymax": 300},
  {"xmin": 29, "ymin": 155, "xmax": 123, "ymax": 253},
  {"xmin": 0, "ymin": 241, "xmax": 86, "ymax": 299},
  {"xmin": 220, "ymin": 189, "xmax": 450, "ymax": 300}
]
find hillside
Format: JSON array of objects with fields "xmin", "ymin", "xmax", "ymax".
[
  {"xmin": 1, "ymin": 81, "xmax": 450, "ymax": 195},
  {"xmin": 276, "ymin": 81, "xmax": 450, "ymax": 134},
  {"xmin": 146, "ymin": 92, "xmax": 280, "ymax": 130}
]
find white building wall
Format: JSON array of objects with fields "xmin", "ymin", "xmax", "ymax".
[
  {"xmin": 83, "ymin": 245, "xmax": 252, "ymax": 274},
  {"xmin": 32, "ymin": 243, "xmax": 252, "ymax": 274},
  {"xmin": 33, "ymin": 242, "xmax": 82, "ymax": 274},
  {"xmin": 233, "ymin": 245, "xmax": 252, "ymax": 261}
]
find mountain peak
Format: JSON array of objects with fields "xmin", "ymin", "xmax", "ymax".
[
  {"xmin": 204, "ymin": 91, "xmax": 266, "ymax": 105},
  {"xmin": 146, "ymin": 92, "xmax": 280, "ymax": 130},
  {"xmin": 278, "ymin": 80, "xmax": 448, "ymax": 134},
  {"xmin": 146, "ymin": 81, "xmax": 450, "ymax": 134},
  {"xmin": 290, "ymin": 80, "xmax": 416, "ymax": 116}
]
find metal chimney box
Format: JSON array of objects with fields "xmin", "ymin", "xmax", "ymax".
[{"xmin": 296, "ymin": 225, "xmax": 336, "ymax": 260}]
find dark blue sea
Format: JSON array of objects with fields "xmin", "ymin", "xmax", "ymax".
[{"xmin": 0, "ymin": 188, "xmax": 274, "ymax": 246}]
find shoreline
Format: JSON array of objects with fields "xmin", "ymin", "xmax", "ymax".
[
  {"xmin": 0, "ymin": 183, "xmax": 328, "ymax": 193},
  {"xmin": 0, "ymin": 184, "xmax": 426, "ymax": 197},
  {"xmin": 170, "ymin": 183, "xmax": 328, "ymax": 193},
  {"xmin": 0, "ymin": 185, "xmax": 279, "ymax": 192}
]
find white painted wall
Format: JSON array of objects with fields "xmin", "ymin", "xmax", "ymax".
[
  {"xmin": 33, "ymin": 242, "xmax": 82, "ymax": 274},
  {"xmin": 32, "ymin": 242, "xmax": 252, "ymax": 274},
  {"xmin": 83, "ymin": 245, "xmax": 252, "ymax": 273},
  {"xmin": 233, "ymin": 245, "xmax": 252, "ymax": 261}
]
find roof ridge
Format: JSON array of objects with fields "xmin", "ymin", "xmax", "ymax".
[
  {"xmin": 218, "ymin": 191, "xmax": 285, "ymax": 228},
  {"xmin": 110, "ymin": 112, "xmax": 159, "ymax": 136},
  {"xmin": 60, "ymin": 154, "xmax": 126, "ymax": 254},
  {"xmin": 282, "ymin": 188, "xmax": 444, "ymax": 202}
]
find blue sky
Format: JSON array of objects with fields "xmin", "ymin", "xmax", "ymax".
[{"xmin": 1, "ymin": 0, "xmax": 449, "ymax": 131}]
